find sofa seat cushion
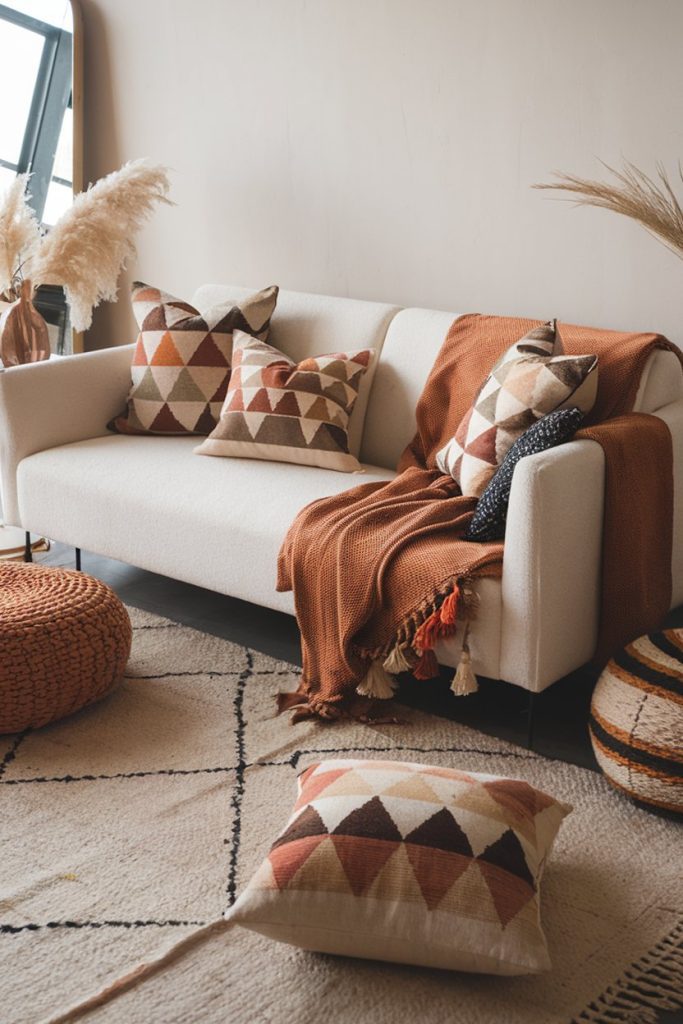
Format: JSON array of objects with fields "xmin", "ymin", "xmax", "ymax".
[
  {"xmin": 17, "ymin": 435, "xmax": 504, "ymax": 678},
  {"xmin": 17, "ymin": 436, "xmax": 393, "ymax": 615}
]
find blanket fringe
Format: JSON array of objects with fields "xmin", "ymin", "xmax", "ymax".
[
  {"xmin": 413, "ymin": 648, "xmax": 440, "ymax": 680},
  {"xmin": 356, "ymin": 660, "xmax": 398, "ymax": 699},
  {"xmin": 573, "ymin": 921, "xmax": 683, "ymax": 1024},
  {"xmin": 382, "ymin": 644, "xmax": 416, "ymax": 674},
  {"xmin": 40, "ymin": 918, "xmax": 234, "ymax": 1024}
]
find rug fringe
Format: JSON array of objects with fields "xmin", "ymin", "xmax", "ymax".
[
  {"xmin": 574, "ymin": 921, "xmax": 683, "ymax": 1024},
  {"xmin": 40, "ymin": 917, "xmax": 234, "ymax": 1024}
]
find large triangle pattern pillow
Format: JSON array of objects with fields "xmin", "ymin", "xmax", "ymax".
[
  {"xmin": 111, "ymin": 282, "xmax": 279, "ymax": 435},
  {"xmin": 227, "ymin": 758, "xmax": 571, "ymax": 975},
  {"xmin": 195, "ymin": 332, "xmax": 373, "ymax": 471},
  {"xmin": 436, "ymin": 320, "xmax": 598, "ymax": 497}
]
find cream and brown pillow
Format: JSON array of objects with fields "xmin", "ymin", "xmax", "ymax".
[
  {"xmin": 111, "ymin": 282, "xmax": 278, "ymax": 435},
  {"xmin": 226, "ymin": 758, "xmax": 571, "ymax": 975},
  {"xmin": 195, "ymin": 333, "xmax": 373, "ymax": 471},
  {"xmin": 436, "ymin": 320, "xmax": 598, "ymax": 497}
]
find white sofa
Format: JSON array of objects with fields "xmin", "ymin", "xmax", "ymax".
[{"xmin": 1, "ymin": 284, "xmax": 682, "ymax": 694}]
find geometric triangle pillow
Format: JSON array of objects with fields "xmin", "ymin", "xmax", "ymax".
[
  {"xmin": 110, "ymin": 282, "xmax": 279, "ymax": 435},
  {"xmin": 194, "ymin": 332, "xmax": 373, "ymax": 472},
  {"xmin": 226, "ymin": 759, "xmax": 571, "ymax": 975},
  {"xmin": 436, "ymin": 320, "xmax": 598, "ymax": 497}
]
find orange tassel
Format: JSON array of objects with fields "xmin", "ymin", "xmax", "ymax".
[
  {"xmin": 412, "ymin": 648, "xmax": 440, "ymax": 680},
  {"xmin": 413, "ymin": 606, "xmax": 457, "ymax": 650},
  {"xmin": 440, "ymin": 589, "xmax": 459, "ymax": 626}
]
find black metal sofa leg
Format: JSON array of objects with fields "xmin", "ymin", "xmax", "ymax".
[
  {"xmin": 75, "ymin": 548, "xmax": 81, "ymax": 571},
  {"xmin": 526, "ymin": 691, "xmax": 536, "ymax": 750},
  {"xmin": 24, "ymin": 531, "xmax": 32, "ymax": 563}
]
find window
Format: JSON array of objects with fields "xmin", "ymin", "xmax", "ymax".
[{"xmin": 0, "ymin": 1, "xmax": 73, "ymax": 224}]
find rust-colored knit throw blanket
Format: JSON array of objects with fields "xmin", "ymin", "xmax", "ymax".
[{"xmin": 277, "ymin": 313, "xmax": 681, "ymax": 721}]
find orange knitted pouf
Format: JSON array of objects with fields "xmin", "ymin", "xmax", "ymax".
[{"xmin": 0, "ymin": 563, "xmax": 132, "ymax": 733}]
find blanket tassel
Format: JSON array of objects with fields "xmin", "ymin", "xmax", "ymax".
[
  {"xmin": 450, "ymin": 624, "xmax": 478, "ymax": 696},
  {"xmin": 413, "ymin": 648, "xmax": 440, "ymax": 680},
  {"xmin": 382, "ymin": 644, "xmax": 414, "ymax": 674},
  {"xmin": 356, "ymin": 660, "xmax": 398, "ymax": 699}
]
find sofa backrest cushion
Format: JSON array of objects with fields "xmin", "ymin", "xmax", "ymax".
[
  {"xmin": 193, "ymin": 289, "xmax": 683, "ymax": 472},
  {"xmin": 360, "ymin": 308, "xmax": 457, "ymax": 469},
  {"xmin": 193, "ymin": 285, "xmax": 400, "ymax": 459}
]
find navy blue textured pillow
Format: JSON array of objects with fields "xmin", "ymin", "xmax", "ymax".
[{"xmin": 466, "ymin": 407, "xmax": 585, "ymax": 542}]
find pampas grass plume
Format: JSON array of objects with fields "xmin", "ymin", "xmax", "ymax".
[
  {"xmin": 30, "ymin": 159, "xmax": 172, "ymax": 330},
  {"xmin": 534, "ymin": 161, "xmax": 683, "ymax": 262},
  {"xmin": 0, "ymin": 174, "xmax": 40, "ymax": 298}
]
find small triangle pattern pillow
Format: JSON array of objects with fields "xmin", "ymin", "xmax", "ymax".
[
  {"xmin": 111, "ymin": 282, "xmax": 279, "ymax": 435},
  {"xmin": 195, "ymin": 332, "xmax": 373, "ymax": 471},
  {"xmin": 436, "ymin": 320, "xmax": 598, "ymax": 497},
  {"xmin": 226, "ymin": 758, "xmax": 571, "ymax": 975}
]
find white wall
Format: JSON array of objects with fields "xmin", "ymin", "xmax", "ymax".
[{"xmin": 81, "ymin": 0, "xmax": 683, "ymax": 349}]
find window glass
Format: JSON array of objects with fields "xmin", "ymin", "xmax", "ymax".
[
  {"xmin": 0, "ymin": 20, "xmax": 44, "ymax": 167},
  {"xmin": 0, "ymin": 167, "xmax": 18, "ymax": 198},
  {"xmin": 51, "ymin": 106, "xmax": 72, "ymax": 184},
  {"xmin": 42, "ymin": 180, "xmax": 72, "ymax": 227}
]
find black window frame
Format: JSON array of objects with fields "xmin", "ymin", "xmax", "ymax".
[{"xmin": 0, "ymin": 3, "xmax": 72, "ymax": 222}]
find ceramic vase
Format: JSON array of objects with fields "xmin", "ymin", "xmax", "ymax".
[{"xmin": 0, "ymin": 280, "xmax": 50, "ymax": 366}]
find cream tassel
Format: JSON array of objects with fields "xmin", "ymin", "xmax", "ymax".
[
  {"xmin": 450, "ymin": 625, "xmax": 478, "ymax": 696},
  {"xmin": 357, "ymin": 660, "xmax": 398, "ymax": 699},
  {"xmin": 382, "ymin": 644, "xmax": 413, "ymax": 674}
]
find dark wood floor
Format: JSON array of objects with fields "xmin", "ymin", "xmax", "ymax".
[
  {"xmin": 29, "ymin": 542, "xmax": 683, "ymax": 1023},
  {"xmin": 40, "ymin": 541, "xmax": 683, "ymax": 771}
]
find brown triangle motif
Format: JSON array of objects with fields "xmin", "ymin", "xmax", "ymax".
[
  {"xmin": 330, "ymin": 834, "xmax": 400, "ymax": 897},
  {"xmin": 194, "ymin": 405, "xmax": 216, "ymax": 434},
  {"xmin": 273, "ymin": 391, "xmax": 301, "ymax": 417},
  {"xmin": 333, "ymin": 796, "xmax": 402, "ymax": 843},
  {"xmin": 269, "ymin": 833, "xmax": 328, "ymax": 890},
  {"xmin": 405, "ymin": 844, "xmax": 473, "ymax": 910},
  {"xmin": 272, "ymin": 805, "xmax": 328, "ymax": 850},
  {"xmin": 188, "ymin": 334, "xmax": 230, "ymax": 368},
  {"xmin": 210, "ymin": 378, "xmax": 229, "ymax": 404},
  {"xmin": 405, "ymin": 808, "xmax": 473, "ymax": 856},
  {"xmin": 246, "ymin": 388, "xmax": 272, "ymax": 413},
  {"xmin": 304, "ymin": 396, "xmax": 332, "ymax": 421},
  {"xmin": 149, "ymin": 404, "xmax": 187, "ymax": 433},
  {"xmin": 464, "ymin": 425, "xmax": 498, "ymax": 464},
  {"xmin": 477, "ymin": 830, "xmax": 535, "ymax": 926}
]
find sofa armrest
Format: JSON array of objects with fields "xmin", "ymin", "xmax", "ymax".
[
  {"xmin": 499, "ymin": 438, "xmax": 606, "ymax": 692},
  {"xmin": 499, "ymin": 398, "xmax": 683, "ymax": 691},
  {"xmin": 0, "ymin": 345, "xmax": 134, "ymax": 525}
]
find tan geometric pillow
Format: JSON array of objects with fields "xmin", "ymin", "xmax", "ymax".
[
  {"xmin": 111, "ymin": 282, "xmax": 278, "ymax": 436},
  {"xmin": 195, "ymin": 332, "xmax": 373, "ymax": 471},
  {"xmin": 226, "ymin": 758, "xmax": 571, "ymax": 976},
  {"xmin": 436, "ymin": 320, "xmax": 598, "ymax": 497}
]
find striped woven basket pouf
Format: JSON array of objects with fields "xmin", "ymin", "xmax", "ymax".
[{"xmin": 589, "ymin": 628, "xmax": 683, "ymax": 815}]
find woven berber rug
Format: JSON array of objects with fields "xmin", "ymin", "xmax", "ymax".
[{"xmin": 1, "ymin": 607, "xmax": 682, "ymax": 1023}]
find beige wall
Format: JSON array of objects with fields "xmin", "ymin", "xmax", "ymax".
[{"xmin": 81, "ymin": 0, "xmax": 683, "ymax": 349}]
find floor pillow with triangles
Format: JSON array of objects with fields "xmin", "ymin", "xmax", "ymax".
[
  {"xmin": 195, "ymin": 332, "xmax": 373, "ymax": 471},
  {"xmin": 226, "ymin": 758, "xmax": 571, "ymax": 975},
  {"xmin": 111, "ymin": 282, "xmax": 279, "ymax": 435}
]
